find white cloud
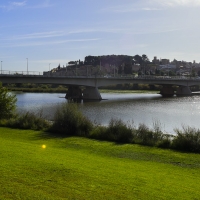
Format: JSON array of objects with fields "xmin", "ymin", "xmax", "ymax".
[
  {"xmin": 11, "ymin": 1, "xmax": 26, "ymax": 7},
  {"xmin": 1, "ymin": 30, "xmax": 102, "ymax": 41},
  {"xmin": 0, "ymin": 0, "xmax": 53, "ymax": 10},
  {"xmin": 0, "ymin": 1, "xmax": 26, "ymax": 10},
  {"xmin": 154, "ymin": 0, "xmax": 200, "ymax": 7},
  {"xmin": 101, "ymin": 0, "xmax": 200, "ymax": 13},
  {"xmin": 27, "ymin": 0, "xmax": 54, "ymax": 9},
  {"xmin": 133, "ymin": 28, "xmax": 182, "ymax": 35},
  {"xmin": 6, "ymin": 31, "xmax": 65, "ymax": 40},
  {"xmin": 1, "ymin": 38, "xmax": 101, "ymax": 48}
]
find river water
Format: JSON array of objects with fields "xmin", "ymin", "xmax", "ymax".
[{"xmin": 15, "ymin": 92, "xmax": 200, "ymax": 134}]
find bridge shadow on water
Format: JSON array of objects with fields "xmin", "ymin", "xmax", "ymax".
[
  {"xmin": 191, "ymin": 92, "xmax": 200, "ymax": 95},
  {"xmin": 58, "ymin": 92, "xmax": 200, "ymax": 105}
]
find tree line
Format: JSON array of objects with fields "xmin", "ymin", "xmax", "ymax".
[{"xmin": 84, "ymin": 54, "xmax": 149, "ymax": 66}]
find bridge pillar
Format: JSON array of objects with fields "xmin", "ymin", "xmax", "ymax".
[
  {"xmin": 176, "ymin": 86, "xmax": 192, "ymax": 96},
  {"xmin": 65, "ymin": 86, "xmax": 82, "ymax": 101},
  {"xmin": 82, "ymin": 87, "xmax": 102, "ymax": 100},
  {"xmin": 160, "ymin": 85, "xmax": 175, "ymax": 97}
]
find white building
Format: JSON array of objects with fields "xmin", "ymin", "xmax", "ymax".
[{"xmin": 159, "ymin": 64, "xmax": 176, "ymax": 70}]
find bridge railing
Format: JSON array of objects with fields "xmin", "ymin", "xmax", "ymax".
[
  {"xmin": 0, "ymin": 70, "xmax": 43, "ymax": 76},
  {"xmin": 1, "ymin": 70, "xmax": 200, "ymax": 81}
]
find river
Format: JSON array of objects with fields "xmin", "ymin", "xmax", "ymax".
[{"xmin": 15, "ymin": 92, "xmax": 200, "ymax": 134}]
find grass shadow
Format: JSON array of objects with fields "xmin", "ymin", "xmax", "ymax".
[{"xmin": 31, "ymin": 131, "xmax": 73, "ymax": 140}]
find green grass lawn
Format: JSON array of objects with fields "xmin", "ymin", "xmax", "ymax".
[{"xmin": 0, "ymin": 127, "xmax": 200, "ymax": 200}]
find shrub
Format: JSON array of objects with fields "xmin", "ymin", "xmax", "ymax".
[
  {"xmin": 156, "ymin": 134, "xmax": 172, "ymax": 149},
  {"xmin": 5, "ymin": 111, "xmax": 51, "ymax": 131},
  {"xmin": 133, "ymin": 122, "xmax": 164, "ymax": 146},
  {"xmin": 0, "ymin": 83, "xmax": 17, "ymax": 120},
  {"xmin": 89, "ymin": 125, "xmax": 108, "ymax": 140},
  {"xmin": 133, "ymin": 123, "xmax": 154, "ymax": 145},
  {"xmin": 172, "ymin": 126, "xmax": 200, "ymax": 153},
  {"xmin": 106, "ymin": 119, "xmax": 133, "ymax": 143},
  {"xmin": 89, "ymin": 119, "xmax": 133, "ymax": 143},
  {"xmin": 49, "ymin": 103, "xmax": 93, "ymax": 136},
  {"xmin": 152, "ymin": 121, "xmax": 163, "ymax": 140}
]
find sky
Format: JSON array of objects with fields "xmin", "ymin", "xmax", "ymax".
[{"xmin": 1, "ymin": 0, "xmax": 200, "ymax": 73}]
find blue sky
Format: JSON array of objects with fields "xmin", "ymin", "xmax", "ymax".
[{"xmin": 1, "ymin": 0, "xmax": 200, "ymax": 72}]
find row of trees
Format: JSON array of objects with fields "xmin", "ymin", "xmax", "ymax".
[
  {"xmin": 64, "ymin": 54, "xmax": 150, "ymax": 75},
  {"xmin": 67, "ymin": 54, "xmax": 149, "ymax": 68},
  {"xmin": 84, "ymin": 54, "xmax": 150, "ymax": 66},
  {"xmin": 83, "ymin": 54, "xmax": 150, "ymax": 75}
]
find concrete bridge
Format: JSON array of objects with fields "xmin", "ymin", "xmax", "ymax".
[{"xmin": 0, "ymin": 71, "xmax": 200, "ymax": 100}]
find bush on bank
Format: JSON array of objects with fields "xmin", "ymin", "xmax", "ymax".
[
  {"xmin": 49, "ymin": 103, "xmax": 93, "ymax": 136},
  {"xmin": 89, "ymin": 119, "xmax": 133, "ymax": 143},
  {"xmin": 1, "ymin": 111, "xmax": 51, "ymax": 131},
  {"xmin": 172, "ymin": 126, "xmax": 200, "ymax": 153},
  {"xmin": 131, "ymin": 122, "xmax": 172, "ymax": 148},
  {"xmin": 0, "ymin": 83, "xmax": 17, "ymax": 120}
]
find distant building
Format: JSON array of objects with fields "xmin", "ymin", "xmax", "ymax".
[
  {"xmin": 152, "ymin": 56, "xmax": 160, "ymax": 65},
  {"xmin": 132, "ymin": 64, "xmax": 140, "ymax": 72},
  {"xmin": 161, "ymin": 59, "xmax": 170, "ymax": 65},
  {"xmin": 159, "ymin": 64, "xmax": 176, "ymax": 70}
]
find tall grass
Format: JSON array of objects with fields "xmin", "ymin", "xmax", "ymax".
[
  {"xmin": 90, "ymin": 119, "xmax": 133, "ymax": 143},
  {"xmin": 90, "ymin": 119, "xmax": 170, "ymax": 147},
  {"xmin": 49, "ymin": 103, "xmax": 93, "ymax": 136},
  {"xmin": 172, "ymin": 126, "xmax": 200, "ymax": 152},
  {"xmin": 2, "ymin": 111, "xmax": 51, "ymax": 131},
  {"xmin": 132, "ymin": 121, "xmax": 172, "ymax": 148}
]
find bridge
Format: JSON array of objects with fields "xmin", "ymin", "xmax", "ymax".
[{"xmin": 0, "ymin": 70, "xmax": 200, "ymax": 100}]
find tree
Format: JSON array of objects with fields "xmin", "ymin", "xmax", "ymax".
[
  {"xmin": 68, "ymin": 61, "xmax": 76, "ymax": 65},
  {"xmin": 124, "ymin": 63, "xmax": 132, "ymax": 74},
  {"xmin": 133, "ymin": 55, "xmax": 142, "ymax": 65},
  {"xmin": 142, "ymin": 54, "xmax": 149, "ymax": 63},
  {"xmin": 0, "ymin": 83, "xmax": 17, "ymax": 120}
]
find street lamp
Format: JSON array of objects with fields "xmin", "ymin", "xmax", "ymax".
[
  {"xmin": 49, "ymin": 63, "xmax": 51, "ymax": 71},
  {"xmin": 26, "ymin": 58, "xmax": 28, "ymax": 75},
  {"xmin": 1, "ymin": 61, "xmax": 2, "ymax": 74}
]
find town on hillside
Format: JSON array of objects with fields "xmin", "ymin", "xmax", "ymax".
[{"xmin": 43, "ymin": 55, "xmax": 200, "ymax": 77}]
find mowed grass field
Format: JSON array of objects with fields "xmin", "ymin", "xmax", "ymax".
[{"xmin": 1, "ymin": 127, "xmax": 200, "ymax": 200}]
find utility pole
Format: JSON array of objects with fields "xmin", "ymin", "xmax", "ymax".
[
  {"xmin": 100, "ymin": 57, "xmax": 101, "ymax": 71},
  {"xmin": 1, "ymin": 61, "xmax": 2, "ymax": 74},
  {"xmin": 26, "ymin": 58, "xmax": 28, "ymax": 75},
  {"xmin": 75, "ymin": 61, "xmax": 77, "ymax": 76},
  {"xmin": 48, "ymin": 63, "xmax": 51, "ymax": 76}
]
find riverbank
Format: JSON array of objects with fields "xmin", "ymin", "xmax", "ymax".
[
  {"xmin": 0, "ymin": 127, "xmax": 200, "ymax": 200},
  {"xmin": 5, "ymin": 82, "xmax": 160, "ymax": 94},
  {"xmin": 9, "ymin": 87, "xmax": 159, "ymax": 94},
  {"xmin": 100, "ymin": 89, "xmax": 159, "ymax": 94},
  {"xmin": 9, "ymin": 87, "xmax": 68, "ymax": 93}
]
